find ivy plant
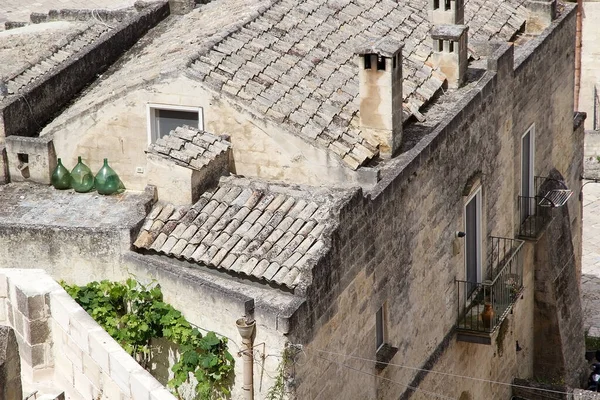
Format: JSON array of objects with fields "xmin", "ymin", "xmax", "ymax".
[{"xmin": 62, "ymin": 278, "xmax": 234, "ymax": 400}]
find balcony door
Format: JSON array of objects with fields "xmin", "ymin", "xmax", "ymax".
[
  {"xmin": 465, "ymin": 188, "xmax": 482, "ymax": 287},
  {"xmin": 521, "ymin": 126, "xmax": 535, "ymax": 221}
]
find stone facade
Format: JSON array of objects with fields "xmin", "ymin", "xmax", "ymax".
[
  {"xmin": 0, "ymin": 0, "xmax": 587, "ymax": 399},
  {"xmin": 284, "ymin": 6, "xmax": 586, "ymax": 399}
]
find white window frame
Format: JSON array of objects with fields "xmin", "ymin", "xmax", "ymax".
[
  {"xmin": 376, "ymin": 305, "xmax": 386, "ymax": 351},
  {"xmin": 146, "ymin": 103, "xmax": 204, "ymax": 144},
  {"xmin": 464, "ymin": 187, "xmax": 482, "ymax": 284},
  {"xmin": 521, "ymin": 124, "xmax": 535, "ymax": 197}
]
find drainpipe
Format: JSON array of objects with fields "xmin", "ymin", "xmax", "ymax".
[{"xmin": 236, "ymin": 317, "xmax": 256, "ymax": 400}]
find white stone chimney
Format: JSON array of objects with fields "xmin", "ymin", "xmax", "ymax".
[
  {"xmin": 356, "ymin": 38, "xmax": 403, "ymax": 158},
  {"xmin": 429, "ymin": 0, "xmax": 464, "ymax": 25},
  {"xmin": 431, "ymin": 25, "xmax": 468, "ymax": 89}
]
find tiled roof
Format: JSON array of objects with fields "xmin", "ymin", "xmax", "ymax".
[
  {"xmin": 40, "ymin": 0, "xmax": 528, "ymax": 170},
  {"xmin": 133, "ymin": 177, "xmax": 351, "ymax": 289},
  {"xmin": 187, "ymin": 0, "xmax": 528, "ymax": 169},
  {"xmin": 0, "ymin": 21, "xmax": 113, "ymax": 98},
  {"xmin": 148, "ymin": 126, "xmax": 231, "ymax": 170}
]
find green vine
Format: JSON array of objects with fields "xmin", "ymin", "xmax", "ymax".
[
  {"xmin": 61, "ymin": 278, "xmax": 234, "ymax": 400},
  {"xmin": 266, "ymin": 346, "xmax": 294, "ymax": 400}
]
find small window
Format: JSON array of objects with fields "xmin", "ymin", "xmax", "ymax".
[
  {"xmin": 376, "ymin": 306, "xmax": 385, "ymax": 350},
  {"xmin": 364, "ymin": 55, "xmax": 372, "ymax": 70},
  {"xmin": 449, "ymin": 41, "xmax": 455, "ymax": 53},
  {"xmin": 377, "ymin": 57, "xmax": 386, "ymax": 71},
  {"xmin": 147, "ymin": 104, "xmax": 203, "ymax": 144},
  {"xmin": 433, "ymin": 0, "xmax": 440, "ymax": 10},
  {"xmin": 445, "ymin": 0, "xmax": 451, "ymax": 10},
  {"xmin": 438, "ymin": 40, "xmax": 444, "ymax": 52}
]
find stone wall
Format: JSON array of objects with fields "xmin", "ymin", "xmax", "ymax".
[
  {"xmin": 288, "ymin": 5, "xmax": 583, "ymax": 399},
  {"xmin": 0, "ymin": 2, "xmax": 169, "ymax": 140},
  {"xmin": 0, "ymin": 268, "xmax": 175, "ymax": 400},
  {"xmin": 41, "ymin": 73, "xmax": 378, "ymax": 192},
  {"xmin": 0, "ymin": 225, "xmax": 133, "ymax": 285},
  {"xmin": 0, "ymin": 325, "xmax": 22, "ymax": 400}
]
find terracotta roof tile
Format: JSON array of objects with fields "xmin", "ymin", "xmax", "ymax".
[
  {"xmin": 148, "ymin": 126, "xmax": 231, "ymax": 170},
  {"xmin": 188, "ymin": 0, "xmax": 527, "ymax": 170},
  {"xmin": 133, "ymin": 176, "xmax": 352, "ymax": 289}
]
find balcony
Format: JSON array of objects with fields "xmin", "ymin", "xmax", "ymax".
[
  {"xmin": 518, "ymin": 176, "xmax": 573, "ymax": 240},
  {"xmin": 456, "ymin": 237, "xmax": 524, "ymax": 344},
  {"xmin": 517, "ymin": 195, "xmax": 552, "ymax": 240}
]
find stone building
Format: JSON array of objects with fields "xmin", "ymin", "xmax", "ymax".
[{"xmin": 0, "ymin": 0, "xmax": 589, "ymax": 399}]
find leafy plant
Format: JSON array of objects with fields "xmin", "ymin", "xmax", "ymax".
[
  {"xmin": 266, "ymin": 346, "xmax": 294, "ymax": 400},
  {"xmin": 62, "ymin": 278, "xmax": 234, "ymax": 400}
]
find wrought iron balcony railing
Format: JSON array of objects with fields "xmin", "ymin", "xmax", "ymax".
[
  {"xmin": 456, "ymin": 236, "xmax": 524, "ymax": 344},
  {"xmin": 518, "ymin": 195, "xmax": 552, "ymax": 239}
]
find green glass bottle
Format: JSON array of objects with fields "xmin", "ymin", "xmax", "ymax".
[
  {"xmin": 70, "ymin": 156, "xmax": 94, "ymax": 193},
  {"xmin": 94, "ymin": 158, "xmax": 125, "ymax": 195},
  {"xmin": 51, "ymin": 158, "xmax": 71, "ymax": 190}
]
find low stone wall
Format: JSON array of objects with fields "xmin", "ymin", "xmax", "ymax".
[
  {"xmin": 0, "ymin": 1, "xmax": 169, "ymax": 140},
  {"xmin": 0, "ymin": 269, "xmax": 175, "ymax": 400},
  {"xmin": 574, "ymin": 389, "xmax": 600, "ymax": 399},
  {"xmin": 512, "ymin": 378, "xmax": 570, "ymax": 400}
]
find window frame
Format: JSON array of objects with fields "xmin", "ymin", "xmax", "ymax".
[
  {"xmin": 376, "ymin": 305, "xmax": 386, "ymax": 351},
  {"xmin": 520, "ymin": 124, "xmax": 535, "ymax": 198},
  {"xmin": 146, "ymin": 103, "xmax": 204, "ymax": 144},
  {"xmin": 464, "ymin": 187, "xmax": 482, "ymax": 285}
]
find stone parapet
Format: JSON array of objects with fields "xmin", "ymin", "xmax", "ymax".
[{"xmin": 0, "ymin": 268, "xmax": 175, "ymax": 400}]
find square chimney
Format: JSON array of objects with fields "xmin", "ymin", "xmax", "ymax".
[
  {"xmin": 431, "ymin": 25, "xmax": 468, "ymax": 89},
  {"xmin": 356, "ymin": 38, "xmax": 403, "ymax": 158},
  {"xmin": 429, "ymin": 0, "xmax": 464, "ymax": 25}
]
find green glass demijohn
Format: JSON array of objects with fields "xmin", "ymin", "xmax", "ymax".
[
  {"xmin": 50, "ymin": 158, "xmax": 71, "ymax": 190},
  {"xmin": 70, "ymin": 156, "xmax": 95, "ymax": 193},
  {"xmin": 94, "ymin": 158, "xmax": 124, "ymax": 195}
]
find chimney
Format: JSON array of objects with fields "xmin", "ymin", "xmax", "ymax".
[
  {"xmin": 431, "ymin": 25, "xmax": 468, "ymax": 89},
  {"xmin": 356, "ymin": 38, "xmax": 403, "ymax": 158},
  {"xmin": 429, "ymin": 0, "xmax": 464, "ymax": 25},
  {"xmin": 525, "ymin": 0, "xmax": 557, "ymax": 30}
]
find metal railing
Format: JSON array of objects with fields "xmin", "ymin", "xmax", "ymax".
[
  {"xmin": 518, "ymin": 196, "xmax": 552, "ymax": 239},
  {"xmin": 456, "ymin": 237, "xmax": 524, "ymax": 334},
  {"xmin": 518, "ymin": 176, "xmax": 554, "ymax": 239}
]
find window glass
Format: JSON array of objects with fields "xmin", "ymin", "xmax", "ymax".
[{"xmin": 152, "ymin": 109, "xmax": 199, "ymax": 141}]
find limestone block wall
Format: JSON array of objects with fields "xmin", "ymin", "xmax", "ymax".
[
  {"xmin": 288, "ymin": 5, "xmax": 583, "ymax": 399},
  {"xmin": 0, "ymin": 268, "xmax": 175, "ymax": 400},
  {"xmin": 0, "ymin": 226, "xmax": 133, "ymax": 285},
  {"xmin": 42, "ymin": 75, "xmax": 377, "ymax": 191}
]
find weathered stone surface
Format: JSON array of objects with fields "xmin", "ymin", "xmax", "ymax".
[
  {"xmin": 0, "ymin": 325, "xmax": 22, "ymax": 400},
  {"xmin": 134, "ymin": 176, "xmax": 354, "ymax": 289}
]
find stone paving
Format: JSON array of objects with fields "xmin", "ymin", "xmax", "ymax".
[
  {"xmin": 0, "ymin": 0, "xmax": 135, "ymax": 30},
  {"xmin": 582, "ymin": 180, "xmax": 600, "ymax": 335},
  {"xmin": 0, "ymin": 182, "xmax": 153, "ymax": 229}
]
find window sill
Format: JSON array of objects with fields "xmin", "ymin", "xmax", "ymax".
[{"xmin": 375, "ymin": 343, "xmax": 398, "ymax": 370}]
